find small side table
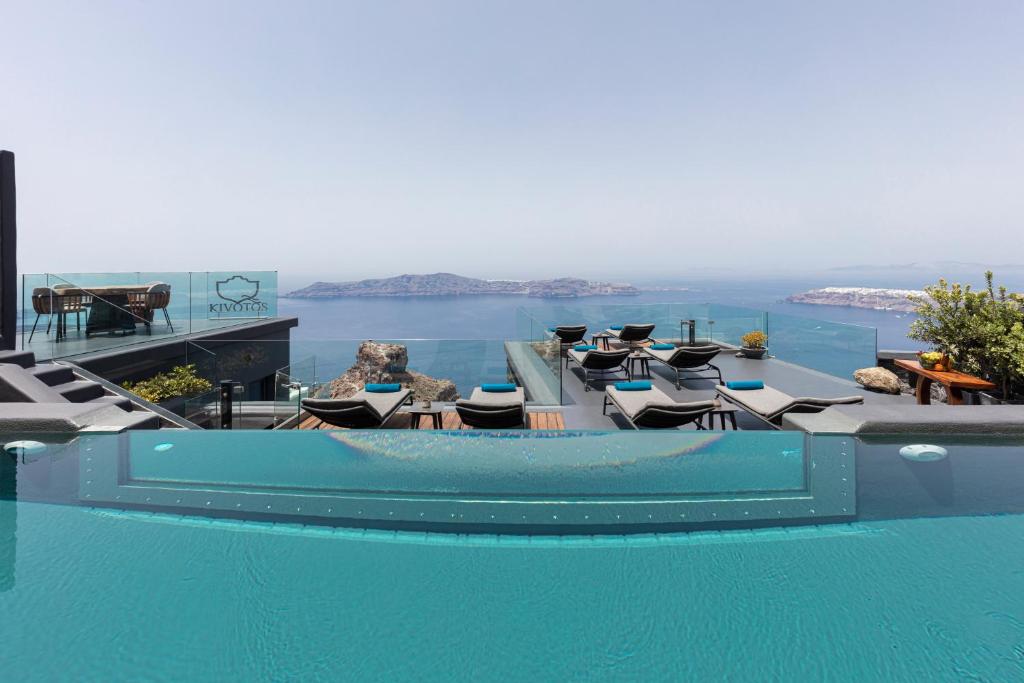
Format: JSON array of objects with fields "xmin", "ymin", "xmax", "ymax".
[
  {"xmin": 628, "ymin": 351, "xmax": 651, "ymax": 378},
  {"xmin": 403, "ymin": 405, "xmax": 444, "ymax": 429},
  {"xmin": 702, "ymin": 404, "xmax": 739, "ymax": 430},
  {"xmin": 590, "ymin": 333, "xmax": 612, "ymax": 350}
]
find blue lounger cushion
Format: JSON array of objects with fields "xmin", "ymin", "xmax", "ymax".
[
  {"xmin": 574, "ymin": 344, "xmax": 598, "ymax": 351},
  {"xmin": 725, "ymin": 380, "xmax": 764, "ymax": 391},
  {"xmin": 547, "ymin": 327, "xmax": 556, "ymax": 332},
  {"xmin": 365, "ymin": 383, "xmax": 402, "ymax": 393},
  {"xmin": 615, "ymin": 381, "xmax": 652, "ymax": 391},
  {"xmin": 609, "ymin": 325, "xmax": 624, "ymax": 330},
  {"xmin": 650, "ymin": 343, "xmax": 675, "ymax": 350},
  {"xmin": 481, "ymin": 383, "xmax": 517, "ymax": 393}
]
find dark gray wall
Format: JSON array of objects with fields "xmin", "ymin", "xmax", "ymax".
[{"xmin": 0, "ymin": 151, "xmax": 16, "ymax": 351}]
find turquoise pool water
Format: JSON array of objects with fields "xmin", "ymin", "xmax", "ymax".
[
  {"xmin": 3, "ymin": 501, "xmax": 1024, "ymax": 681},
  {"xmin": 3, "ymin": 431, "xmax": 1023, "ymax": 680}
]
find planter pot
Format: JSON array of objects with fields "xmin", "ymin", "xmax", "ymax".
[
  {"xmin": 977, "ymin": 391, "xmax": 1024, "ymax": 406},
  {"xmin": 740, "ymin": 347, "xmax": 767, "ymax": 360}
]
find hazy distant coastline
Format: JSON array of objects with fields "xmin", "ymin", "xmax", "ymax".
[{"xmin": 287, "ymin": 273, "xmax": 641, "ymax": 299}]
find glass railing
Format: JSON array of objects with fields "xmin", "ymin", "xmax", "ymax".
[
  {"xmin": 766, "ymin": 310, "xmax": 878, "ymax": 379},
  {"xmin": 17, "ymin": 270, "xmax": 278, "ymax": 361},
  {"xmin": 517, "ymin": 302, "xmax": 876, "ymax": 380}
]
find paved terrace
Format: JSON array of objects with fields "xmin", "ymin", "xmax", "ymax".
[
  {"xmin": 559, "ymin": 345, "xmax": 913, "ymax": 430},
  {"xmin": 298, "ymin": 341, "xmax": 913, "ymax": 432}
]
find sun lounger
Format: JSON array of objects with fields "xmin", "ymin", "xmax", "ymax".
[
  {"xmin": 566, "ymin": 347, "xmax": 631, "ymax": 391},
  {"xmin": 455, "ymin": 385, "xmax": 526, "ymax": 429},
  {"xmin": 603, "ymin": 383, "xmax": 719, "ymax": 429},
  {"xmin": 716, "ymin": 383, "xmax": 863, "ymax": 429},
  {"xmin": 642, "ymin": 344, "xmax": 723, "ymax": 389},
  {"xmin": 302, "ymin": 386, "xmax": 412, "ymax": 429},
  {"xmin": 605, "ymin": 324, "xmax": 656, "ymax": 349}
]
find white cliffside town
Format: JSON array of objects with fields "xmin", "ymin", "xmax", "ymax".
[{"xmin": 786, "ymin": 287, "xmax": 926, "ymax": 313}]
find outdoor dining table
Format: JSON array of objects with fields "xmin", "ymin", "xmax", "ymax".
[
  {"xmin": 53, "ymin": 284, "xmax": 150, "ymax": 339},
  {"xmin": 894, "ymin": 359, "xmax": 996, "ymax": 405}
]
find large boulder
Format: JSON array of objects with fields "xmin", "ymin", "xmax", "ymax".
[
  {"xmin": 323, "ymin": 341, "xmax": 459, "ymax": 402},
  {"xmin": 853, "ymin": 367, "xmax": 901, "ymax": 394}
]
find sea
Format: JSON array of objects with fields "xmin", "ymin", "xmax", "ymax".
[{"xmin": 281, "ymin": 278, "xmax": 923, "ymax": 350}]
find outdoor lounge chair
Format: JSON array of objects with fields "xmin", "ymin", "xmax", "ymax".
[
  {"xmin": 551, "ymin": 325, "xmax": 588, "ymax": 366},
  {"xmin": 302, "ymin": 386, "xmax": 412, "ymax": 429},
  {"xmin": 643, "ymin": 344, "xmax": 723, "ymax": 389},
  {"xmin": 455, "ymin": 385, "xmax": 526, "ymax": 429},
  {"xmin": 605, "ymin": 323, "xmax": 656, "ymax": 349},
  {"xmin": 603, "ymin": 382, "xmax": 719, "ymax": 429},
  {"xmin": 566, "ymin": 347, "xmax": 631, "ymax": 391},
  {"xmin": 716, "ymin": 383, "xmax": 863, "ymax": 429}
]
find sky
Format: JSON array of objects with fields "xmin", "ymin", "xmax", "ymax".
[{"xmin": 2, "ymin": 1, "xmax": 1023, "ymax": 285}]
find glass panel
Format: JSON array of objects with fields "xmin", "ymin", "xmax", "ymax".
[
  {"xmin": 199, "ymin": 271, "xmax": 278, "ymax": 322},
  {"xmin": 517, "ymin": 302, "xmax": 876, "ymax": 380},
  {"xmin": 707, "ymin": 303, "xmax": 767, "ymax": 347},
  {"xmin": 767, "ymin": 310, "xmax": 877, "ymax": 379},
  {"xmin": 18, "ymin": 271, "xmax": 278, "ymax": 361}
]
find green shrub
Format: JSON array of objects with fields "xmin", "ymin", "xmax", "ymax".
[
  {"xmin": 122, "ymin": 364, "xmax": 213, "ymax": 403},
  {"xmin": 909, "ymin": 272, "xmax": 1024, "ymax": 398}
]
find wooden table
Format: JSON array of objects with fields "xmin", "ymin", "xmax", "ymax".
[
  {"xmin": 54, "ymin": 284, "xmax": 150, "ymax": 338},
  {"xmin": 894, "ymin": 359, "xmax": 995, "ymax": 405},
  {"xmin": 402, "ymin": 404, "xmax": 444, "ymax": 429}
]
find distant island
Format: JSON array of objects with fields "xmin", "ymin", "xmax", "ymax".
[
  {"xmin": 286, "ymin": 273, "xmax": 640, "ymax": 298},
  {"xmin": 786, "ymin": 287, "xmax": 926, "ymax": 313}
]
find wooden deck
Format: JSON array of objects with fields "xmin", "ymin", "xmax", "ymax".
[{"xmin": 299, "ymin": 410, "xmax": 565, "ymax": 431}]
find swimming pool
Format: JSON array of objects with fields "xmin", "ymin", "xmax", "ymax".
[{"xmin": 2, "ymin": 431, "xmax": 1023, "ymax": 680}]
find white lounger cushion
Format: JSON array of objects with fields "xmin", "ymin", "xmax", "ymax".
[
  {"xmin": 606, "ymin": 385, "xmax": 717, "ymax": 419},
  {"xmin": 469, "ymin": 387, "xmax": 525, "ymax": 406},
  {"xmin": 352, "ymin": 388, "xmax": 412, "ymax": 420},
  {"xmin": 717, "ymin": 385, "xmax": 862, "ymax": 420},
  {"xmin": 642, "ymin": 347, "xmax": 677, "ymax": 363}
]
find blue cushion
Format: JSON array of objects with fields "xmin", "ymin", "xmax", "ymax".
[
  {"xmin": 650, "ymin": 343, "xmax": 675, "ymax": 350},
  {"xmin": 573, "ymin": 344, "xmax": 598, "ymax": 351},
  {"xmin": 609, "ymin": 325, "xmax": 624, "ymax": 330},
  {"xmin": 547, "ymin": 327, "xmax": 556, "ymax": 332},
  {"xmin": 725, "ymin": 380, "xmax": 764, "ymax": 391},
  {"xmin": 365, "ymin": 383, "xmax": 401, "ymax": 393},
  {"xmin": 615, "ymin": 381, "xmax": 652, "ymax": 391},
  {"xmin": 481, "ymin": 383, "xmax": 517, "ymax": 393}
]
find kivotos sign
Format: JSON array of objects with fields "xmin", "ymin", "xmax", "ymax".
[{"xmin": 209, "ymin": 275, "xmax": 269, "ymax": 317}]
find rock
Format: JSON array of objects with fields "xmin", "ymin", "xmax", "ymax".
[
  {"xmin": 530, "ymin": 340, "xmax": 560, "ymax": 362},
  {"xmin": 895, "ymin": 372, "xmax": 949, "ymax": 403},
  {"xmin": 322, "ymin": 340, "xmax": 459, "ymax": 402},
  {"xmin": 853, "ymin": 367, "xmax": 902, "ymax": 394}
]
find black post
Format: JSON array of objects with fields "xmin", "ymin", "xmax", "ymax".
[
  {"xmin": 681, "ymin": 319, "xmax": 696, "ymax": 346},
  {"xmin": 0, "ymin": 151, "xmax": 16, "ymax": 351},
  {"xmin": 219, "ymin": 380, "xmax": 237, "ymax": 429}
]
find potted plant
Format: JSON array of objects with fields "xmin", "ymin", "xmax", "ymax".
[{"xmin": 739, "ymin": 330, "xmax": 768, "ymax": 359}]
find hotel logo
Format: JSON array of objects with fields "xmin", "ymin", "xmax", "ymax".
[{"xmin": 210, "ymin": 275, "xmax": 269, "ymax": 315}]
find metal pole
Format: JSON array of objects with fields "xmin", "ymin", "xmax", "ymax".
[{"xmin": 219, "ymin": 380, "xmax": 237, "ymax": 429}]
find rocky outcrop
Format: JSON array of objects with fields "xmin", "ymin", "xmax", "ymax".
[
  {"xmin": 853, "ymin": 367, "xmax": 902, "ymax": 394},
  {"xmin": 323, "ymin": 341, "xmax": 459, "ymax": 402},
  {"xmin": 286, "ymin": 273, "xmax": 639, "ymax": 298}
]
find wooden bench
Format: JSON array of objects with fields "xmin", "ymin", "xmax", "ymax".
[{"xmin": 894, "ymin": 359, "xmax": 996, "ymax": 405}]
